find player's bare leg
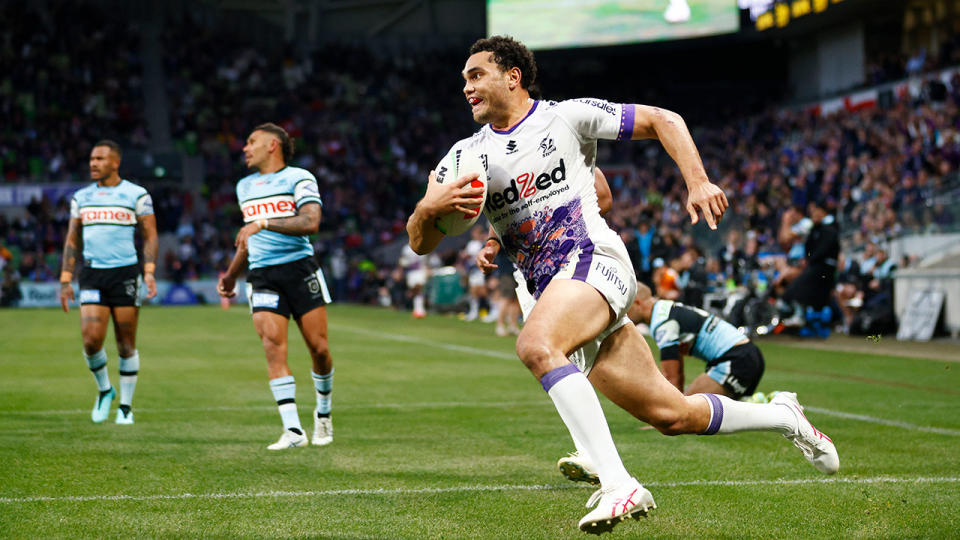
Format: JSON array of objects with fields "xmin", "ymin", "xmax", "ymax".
[
  {"xmin": 589, "ymin": 324, "xmax": 710, "ymax": 434},
  {"xmin": 111, "ymin": 306, "xmax": 141, "ymax": 424},
  {"xmin": 297, "ymin": 306, "xmax": 334, "ymax": 445},
  {"xmin": 80, "ymin": 304, "xmax": 115, "ymax": 423},
  {"xmin": 518, "ymin": 279, "xmax": 651, "ymax": 532},
  {"xmin": 684, "ymin": 374, "xmax": 731, "ymax": 399},
  {"xmin": 253, "ymin": 311, "xmax": 307, "ymax": 449},
  {"xmin": 588, "ymin": 323, "xmax": 838, "ymax": 473}
]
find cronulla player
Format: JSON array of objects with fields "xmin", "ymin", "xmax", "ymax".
[
  {"xmin": 218, "ymin": 123, "xmax": 335, "ymax": 450},
  {"xmin": 60, "ymin": 140, "xmax": 158, "ymax": 425},
  {"xmin": 631, "ymin": 283, "xmax": 765, "ymax": 400},
  {"xmin": 408, "ymin": 36, "xmax": 837, "ymax": 533}
]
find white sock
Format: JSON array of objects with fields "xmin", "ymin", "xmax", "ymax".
[
  {"xmin": 118, "ymin": 351, "xmax": 139, "ymax": 408},
  {"xmin": 413, "ymin": 294, "xmax": 425, "ymax": 313},
  {"xmin": 542, "ymin": 364, "xmax": 631, "ymax": 487},
  {"xmin": 312, "ymin": 370, "xmax": 333, "ymax": 418},
  {"xmin": 269, "ymin": 376, "xmax": 302, "ymax": 434},
  {"xmin": 467, "ymin": 297, "xmax": 479, "ymax": 318},
  {"xmin": 699, "ymin": 394, "xmax": 795, "ymax": 435},
  {"xmin": 84, "ymin": 349, "xmax": 112, "ymax": 392}
]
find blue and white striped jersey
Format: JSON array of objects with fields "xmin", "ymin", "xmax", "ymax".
[
  {"xmin": 650, "ymin": 300, "xmax": 746, "ymax": 363},
  {"xmin": 236, "ymin": 166, "xmax": 321, "ymax": 269},
  {"xmin": 70, "ymin": 180, "xmax": 153, "ymax": 268}
]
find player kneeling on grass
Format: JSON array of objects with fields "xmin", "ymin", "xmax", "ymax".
[
  {"xmin": 218, "ymin": 123, "xmax": 335, "ymax": 451},
  {"xmin": 631, "ymin": 283, "xmax": 765, "ymax": 400}
]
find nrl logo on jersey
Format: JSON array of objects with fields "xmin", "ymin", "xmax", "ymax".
[{"xmin": 539, "ymin": 136, "xmax": 556, "ymax": 157}]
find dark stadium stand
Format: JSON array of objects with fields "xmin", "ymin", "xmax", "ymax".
[{"xmin": 1, "ymin": 0, "xmax": 959, "ymax": 334}]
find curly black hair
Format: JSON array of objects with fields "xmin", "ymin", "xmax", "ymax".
[
  {"xmin": 253, "ymin": 122, "xmax": 294, "ymax": 164},
  {"xmin": 469, "ymin": 35, "xmax": 538, "ymax": 94}
]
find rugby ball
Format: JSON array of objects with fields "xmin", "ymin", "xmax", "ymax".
[{"xmin": 433, "ymin": 147, "xmax": 487, "ymax": 236}]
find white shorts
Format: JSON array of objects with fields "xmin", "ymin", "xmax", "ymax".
[
  {"xmin": 468, "ymin": 269, "xmax": 486, "ymax": 288},
  {"xmin": 406, "ymin": 269, "xmax": 427, "ymax": 289},
  {"xmin": 514, "ymin": 248, "xmax": 637, "ymax": 375}
]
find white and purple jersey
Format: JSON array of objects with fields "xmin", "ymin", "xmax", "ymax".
[
  {"xmin": 236, "ymin": 166, "xmax": 321, "ymax": 269},
  {"xmin": 70, "ymin": 180, "xmax": 153, "ymax": 268},
  {"xmin": 436, "ymin": 98, "xmax": 635, "ymax": 298}
]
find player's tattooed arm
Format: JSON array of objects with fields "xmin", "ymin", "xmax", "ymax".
[
  {"xmin": 235, "ymin": 202, "xmax": 321, "ymax": 252},
  {"xmin": 59, "ymin": 217, "xmax": 82, "ymax": 312},
  {"xmin": 262, "ymin": 202, "xmax": 321, "ymax": 236},
  {"xmin": 631, "ymin": 105, "xmax": 728, "ymax": 229},
  {"xmin": 138, "ymin": 214, "xmax": 159, "ymax": 298}
]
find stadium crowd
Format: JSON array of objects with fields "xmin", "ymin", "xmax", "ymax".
[{"xmin": 2, "ymin": 3, "xmax": 959, "ymax": 335}]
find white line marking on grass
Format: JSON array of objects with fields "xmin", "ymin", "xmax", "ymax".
[
  {"xmin": 330, "ymin": 323, "xmax": 516, "ymax": 361},
  {"xmin": 806, "ymin": 406, "xmax": 960, "ymax": 436},
  {"xmin": 4, "ymin": 400, "xmax": 551, "ymax": 417},
  {"xmin": 3, "ymin": 477, "xmax": 959, "ymax": 504}
]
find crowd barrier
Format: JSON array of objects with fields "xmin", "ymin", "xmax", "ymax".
[{"xmin": 12, "ymin": 279, "xmax": 250, "ymax": 308}]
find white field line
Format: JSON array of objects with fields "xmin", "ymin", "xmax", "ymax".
[
  {"xmin": 6, "ymin": 326, "xmax": 959, "ymax": 437},
  {"xmin": 805, "ymin": 406, "xmax": 960, "ymax": 436},
  {"xmin": 2, "ymin": 476, "xmax": 959, "ymax": 505}
]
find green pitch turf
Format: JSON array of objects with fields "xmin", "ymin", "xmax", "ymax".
[{"xmin": 1, "ymin": 305, "xmax": 958, "ymax": 538}]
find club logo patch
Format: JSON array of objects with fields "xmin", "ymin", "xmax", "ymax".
[
  {"xmin": 305, "ymin": 274, "xmax": 321, "ymax": 294},
  {"xmin": 539, "ymin": 135, "xmax": 556, "ymax": 157}
]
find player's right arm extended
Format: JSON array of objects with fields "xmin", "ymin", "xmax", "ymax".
[
  {"xmin": 406, "ymin": 169, "xmax": 484, "ymax": 255},
  {"xmin": 59, "ymin": 217, "xmax": 82, "ymax": 312}
]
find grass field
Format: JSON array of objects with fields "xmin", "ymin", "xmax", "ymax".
[{"xmin": 1, "ymin": 305, "xmax": 959, "ymax": 538}]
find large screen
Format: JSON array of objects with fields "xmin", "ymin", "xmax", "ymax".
[{"xmin": 487, "ymin": 0, "xmax": 740, "ymax": 50}]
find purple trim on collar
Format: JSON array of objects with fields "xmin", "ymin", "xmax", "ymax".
[
  {"xmin": 490, "ymin": 100, "xmax": 540, "ymax": 135},
  {"xmin": 617, "ymin": 104, "xmax": 636, "ymax": 141}
]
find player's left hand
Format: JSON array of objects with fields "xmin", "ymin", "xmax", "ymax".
[
  {"xmin": 476, "ymin": 241, "xmax": 499, "ymax": 274},
  {"xmin": 234, "ymin": 222, "xmax": 262, "ymax": 250},
  {"xmin": 144, "ymin": 273, "xmax": 157, "ymax": 299},
  {"xmin": 686, "ymin": 182, "xmax": 728, "ymax": 230}
]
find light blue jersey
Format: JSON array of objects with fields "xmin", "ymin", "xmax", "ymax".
[
  {"xmin": 649, "ymin": 300, "xmax": 746, "ymax": 363},
  {"xmin": 236, "ymin": 166, "xmax": 321, "ymax": 269},
  {"xmin": 70, "ymin": 180, "xmax": 153, "ymax": 268}
]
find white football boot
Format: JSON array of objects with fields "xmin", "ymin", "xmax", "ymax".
[
  {"xmin": 663, "ymin": 0, "xmax": 691, "ymax": 23},
  {"xmin": 578, "ymin": 477, "xmax": 656, "ymax": 534},
  {"xmin": 91, "ymin": 387, "xmax": 115, "ymax": 424},
  {"xmin": 771, "ymin": 392, "xmax": 839, "ymax": 474},
  {"xmin": 557, "ymin": 451, "xmax": 600, "ymax": 485},
  {"xmin": 312, "ymin": 417, "xmax": 333, "ymax": 446},
  {"xmin": 115, "ymin": 407, "xmax": 134, "ymax": 425},
  {"xmin": 267, "ymin": 429, "xmax": 308, "ymax": 450}
]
